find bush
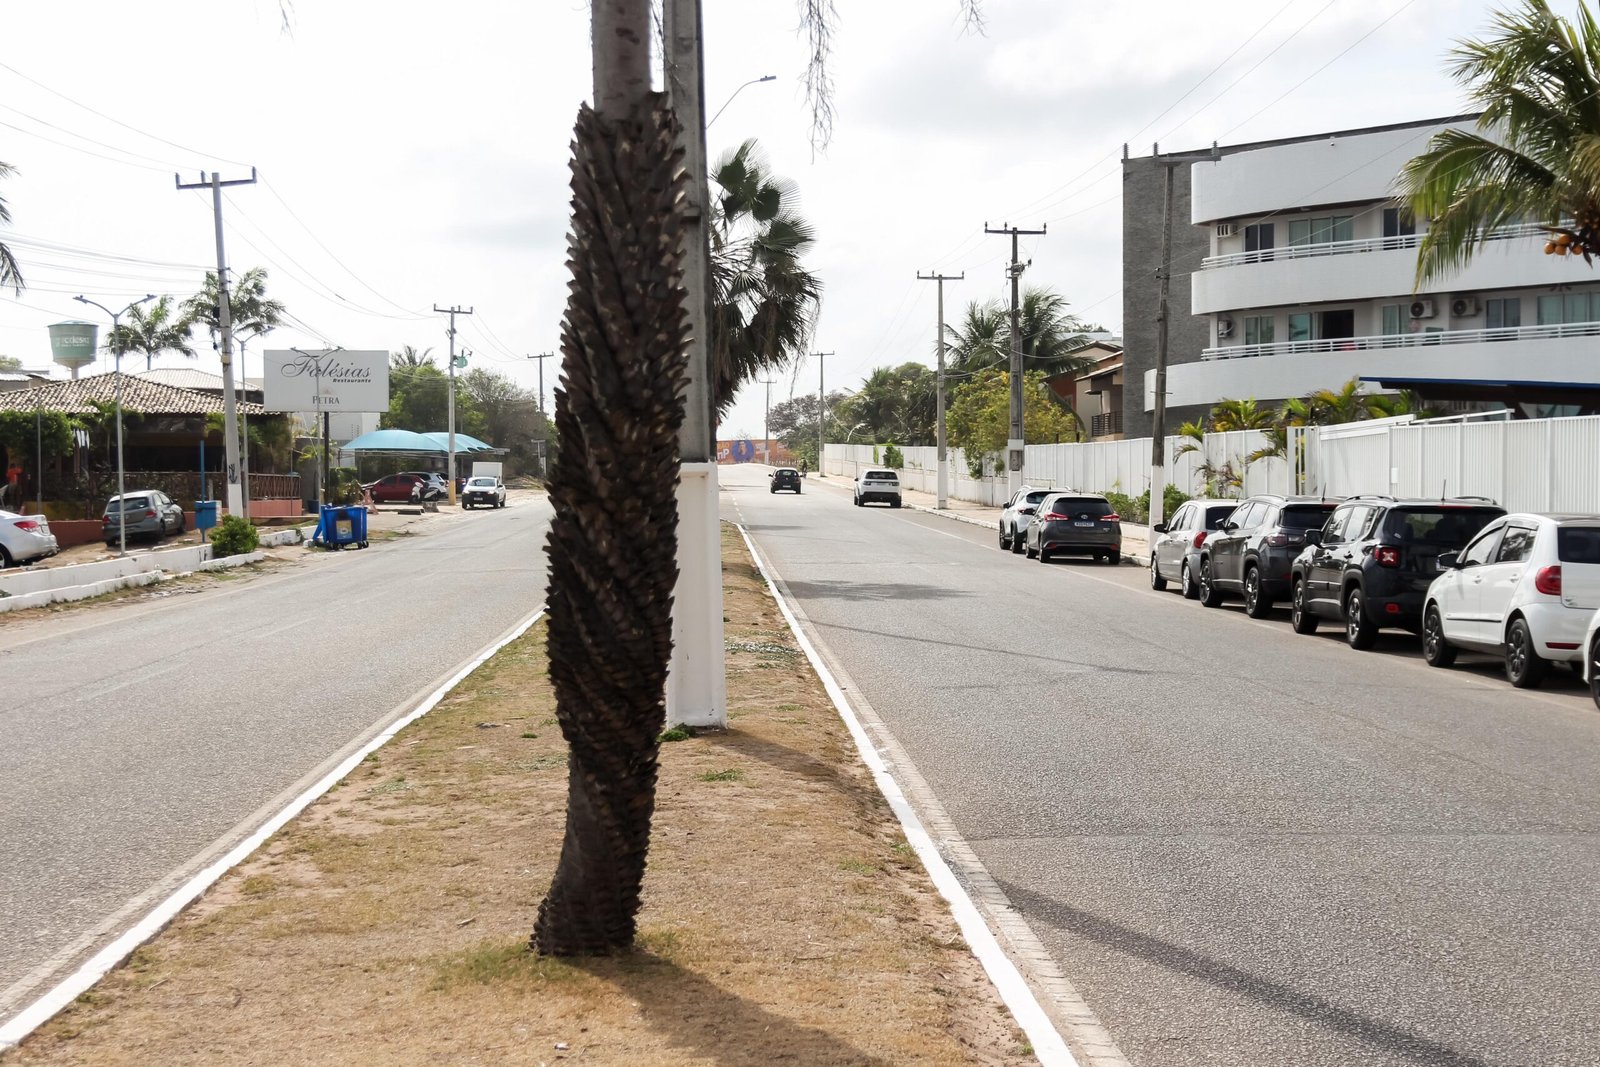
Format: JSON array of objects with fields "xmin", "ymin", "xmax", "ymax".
[
  {"xmin": 210, "ymin": 514, "xmax": 260, "ymax": 557},
  {"xmin": 882, "ymin": 442, "xmax": 905, "ymax": 468},
  {"xmin": 1099, "ymin": 484, "xmax": 1192, "ymax": 525}
]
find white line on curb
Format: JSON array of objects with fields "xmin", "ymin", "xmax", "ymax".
[
  {"xmin": 0, "ymin": 604, "xmax": 548, "ymax": 1052},
  {"xmin": 732, "ymin": 521, "xmax": 1081, "ymax": 1067}
]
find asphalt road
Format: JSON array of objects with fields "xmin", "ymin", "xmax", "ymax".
[
  {"xmin": 725, "ymin": 465, "xmax": 1600, "ymax": 1067},
  {"xmin": 0, "ymin": 495, "xmax": 551, "ymax": 1020}
]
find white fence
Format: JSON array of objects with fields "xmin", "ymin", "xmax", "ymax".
[{"xmin": 824, "ymin": 411, "xmax": 1600, "ymax": 514}]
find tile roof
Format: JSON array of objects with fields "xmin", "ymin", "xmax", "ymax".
[
  {"xmin": 137, "ymin": 368, "xmax": 265, "ymax": 392},
  {"xmin": 0, "ymin": 372, "xmax": 266, "ymax": 415}
]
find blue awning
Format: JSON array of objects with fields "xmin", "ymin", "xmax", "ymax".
[{"xmin": 340, "ymin": 428, "xmax": 448, "ymax": 454}]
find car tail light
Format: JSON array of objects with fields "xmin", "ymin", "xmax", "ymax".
[
  {"xmin": 101, "ymin": 515, "xmax": 112, "ymax": 526},
  {"xmin": 1043, "ymin": 511, "xmax": 1071, "ymax": 520},
  {"xmin": 16, "ymin": 520, "xmax": 40, "ymax": 532},
  {"xmin": 1102, "ymin": 513, "xmax": 1120, "ymax": 522},
  {"xmin": 1374, "ymin": 545, "xmax": 1401, "ymax": 567},
  {"xmin": 1265, "ymin": 532, "xmax": 1304, "ymax": 547},
  {"xmin": 145, "ymin": 510, "xmax": 158, "ymax": 519},
  {"xmin": 1534, "ymin": 565, "xmax": 1562, "ymax": 596},
  {"xmin": 1192, "ymin": 531, "xmax": 1208, "ymax": 549}
]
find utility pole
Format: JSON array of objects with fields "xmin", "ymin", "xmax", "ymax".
[
  {"xmin": 663, "ymin": 0, "xmax": 726, "ymax": 729},
  {"xmin": 434, "ymin": 304, "xmax": 473, "ymax": 505},
  {"xmin": 984, "ymin": 222, "xmax": 1046, "ymax": 497},
  {"xmin": 760, "ymin": 377, "xmax": 777, "ymax": 465},
  {"xmin": 1148, "ymin": 143, "xmax": 1221, "ymax": 529},
  {"xmin": 176, "ymin": 168, "xmax": 256, "ymax": 518},
  {"xmin": 813, "ymin": 350, "xmax": 833, "ymax": 477},
  {"xmin": 529, "ymin": 351, "xmax": 554, "ymax": 478},
  {"xmin": 917, "ymin": 272, "xmax": 962, "ymax": 508}
]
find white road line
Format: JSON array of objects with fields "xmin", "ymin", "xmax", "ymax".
[
  {"xmin": 734, "ymin": 519, "xmax": 1122, "ymax": 1067},
  {"xmin": 0, "ymin": 604, "xmax": 548, "ymax": 1052}
]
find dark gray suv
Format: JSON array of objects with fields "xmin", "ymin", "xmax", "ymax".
[
  {"xmin": 1024, "ymin": 493, "xmax": 1121, "ymax": 564},
  {"xmin": 1197, "ymin": 494, "xmax": 1341, "ymax": 616}
]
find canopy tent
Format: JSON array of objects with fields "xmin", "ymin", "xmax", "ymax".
[
  {"xmin": 421, "ymin": 431, "xmax": 501, "ymax": 453},
  {"xmin": 339, "ymin": 428, "xmax": 447, "ymax": 455}
]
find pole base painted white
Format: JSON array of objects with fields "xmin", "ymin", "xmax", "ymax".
[
  {"xmin": 1149, "ymin": 462, "xmax": 1167, "ymax": 529},
  {"xmin": 936, "ymin": 458, "xmax": 948, "ymax": 510},
  {"xmin": 666, "ymin": 462, "xmax": 727, "ymax": 728}
]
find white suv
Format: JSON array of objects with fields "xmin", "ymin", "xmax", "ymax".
[
  {"xmin": 854, "ymin": 469, "xmax": 902, "ymax": 508},
  {"xmin": 1422, "ymin": 513, "xmax": 1600, "ymax": 688}
]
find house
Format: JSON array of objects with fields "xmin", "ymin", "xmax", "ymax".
[{"xmin": 1045, "ymin": 341, "xmax": 1125, "ymax": 440}]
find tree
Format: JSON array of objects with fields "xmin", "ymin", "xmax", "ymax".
[
  {"xmin": 946, "ymin": 367, "xmax": 1078, "ymax": 474},
  {"xmin": 768, "ymin": 389, "xmax": 849, "ymax": 469},
  {"xmin": 708, "ymin": 139, "xmax": 822, "ymax": 415},
  {"xmin": 382, "ymin": 363, "xmax": 457, "ymax": 432},
  {"xmin": 946, "ymin": 286, "xmax": 1097, "ymax": 379},
  {"xmin": 0, "ymin": 162, "xmax": 21, "ymax": 295},
  {"xmin": 0, "ymin": 356, "xmax": 21, "ymax": 371},
  {"xmin": 391, "ymin": 345, "xmax": 435, "ymax": 369},
  {"xmin": 458, "ymin": 366, "xmax": 551, "ymax": 474},
  {"xmin": 105, "ymin": 296, "xmax": 195, "ymax": 372},
  {"xmin": 835, "ymin": 363, "xmax": 937, "ymax": 445},
  {"xmin": 1398, "ymin": 0, "xmax": 1600, "ymax": 283},
  {"xmin": 181, "ymin": 267, "xmax": 286, "ymax": 350}
]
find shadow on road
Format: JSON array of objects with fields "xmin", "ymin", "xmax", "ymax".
[
  {"xmin": 996, "ymin": 878, "xmax": 1496, "ymax": 1067},
  {"xmin": 810, "ymin": 618, "xmax": 1173, "ymax": 677},
  {"xmin": 780, "ymin": 578, "xmax": 973, "ymax": 603}
]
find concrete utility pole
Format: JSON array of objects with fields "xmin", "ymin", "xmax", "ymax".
[
  {"xmin": 434, "ymin": 304, "xmax": 473, "ymax": 505},
  {"xmin": 917, "ymin": 272, "xmax": 962, "ymax": 508},
  {"xmin": 761, "ymin": 377, "xmax": 776, "ymax": 465},
  {"xmin": 1148, "ymin": 144, "xmax": 1220, "ymax": 529},
  {"xmin": 176, "ymin": 168, "xmax": 256, "ymax": 518},
  {"xmin": 529, "ymin": 351, "xmax": 554, "ymax": 478},
  {"xmin": 984, "ymin": 222, "xmax": 1046, "ymax": 497},
  {"xmin": 664, "ymin": 0, "xmax": 727, "ymax": 729},
  {"xmin": 813, "ymin": 350, "xmax": 833, "ymax": 477}
]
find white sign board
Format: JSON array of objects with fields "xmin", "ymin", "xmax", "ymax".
[{"xmin": 262, "ymin": 349, "xmax": 390, "ymax": 412}]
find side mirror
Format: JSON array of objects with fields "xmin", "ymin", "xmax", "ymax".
[
  {"xmin": 1221, "ymin": 520, "xmax": 1237, "ymax": 532},
  {"xmin": 1152, "ymin": 522, "xmax": 1168, "ymax": 534},
  {"xmin": 1439, "ymin": 551, "xmax": 1461, "ymax": 570},
  {"xmin": 1303, "ymin": 530, "xmax": 1322, "ymax": 546}
]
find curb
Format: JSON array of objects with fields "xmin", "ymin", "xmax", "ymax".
[{"xmin": 0, "ymin": 551, "xmax": 267, "ymax": 614}]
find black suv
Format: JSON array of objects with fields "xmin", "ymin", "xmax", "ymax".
[
  {"xmin": 1289, "ymin": 495, "xmax": 1505, "ymax": 648},
  {"xmin": 769, "ymin": 468, "xmax": 803, "ymax": 494},
  {"xmin": 1197, "ymin": 495, "xmax": 1342, "ymax": 616}
]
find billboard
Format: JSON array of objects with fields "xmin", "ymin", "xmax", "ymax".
[{"xmin": 262, "ymin": 349, "xmax": 389, "ymax": 412}]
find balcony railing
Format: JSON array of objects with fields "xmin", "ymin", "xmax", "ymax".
[
  {"xmin": 1201, "ymin": 222, "xmax": 1550, "ymax": 270},
  {"xmin": 1202, "ymin": 319, "xmax": 1600, "ymax": 361},
  {"xmin": 1090, "ymin": 411, "xmax": 1123, "ymax": 437}
]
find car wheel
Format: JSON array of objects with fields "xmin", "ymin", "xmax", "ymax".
[
  {"xmin": 1011, "ymin": 530, "xmax": 1025, "ymax": 554},
  {"xmin": 1198, "ymin": 560, "xmax": 1224, "ymax": 608},
  {"xmin": 853, "ymin": 495, "xmax": 862, "ymax": 507},
  {"xmin": 1505, "ymin": 617, "xmax": 1548, "ymax": 689},
  {"xmin": 1025, "ymin": 538, "xmax": 1038, "ymax": 560},
  {"xmin": 1590, "ymin": 635, "xmax": 1600, "ymax": 711},
  {"xmin": 1150, "ymin": 556, "xmax": 1168, "ymax": 590},
  {"xmin": 1290, "ymin": 578, "xmax": 1318, "ymax": 634},
  {"xmin": 1038, "ymin": 546, "xmax": 1051, "ymax": 563},
  {"xmin": 1181, "ymin": 561, "xmax": 1199, "ymax": 600},
  {"xmin": 891, "ymin": 499, "xmax": 902, "ymax": 509},
  {"xmin": 1243, "ymin": 566, "xmax": 1271, "ymax": 618},
  {"xmin": 999, "ymin": 525, "xmax": 1011, "ymax": 551},
  {"xmin": 1344, "ymin": 588, "xmax": 1378, "ymax": 650},
  {"xmin": 0, "ymin": 545, "xmax": 12, "ymax": 569},
  {"xmin": 1422, "ymin": 605, "xmax": 1456, "ymax": 668}
]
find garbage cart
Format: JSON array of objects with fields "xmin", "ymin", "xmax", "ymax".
[
  {"xmin": 313, "ymin": 504, "xmax": 368, "ymax": 550},
  {"xmin": 194, "ymin": 500, "xmax": 219, "ymax": 536}
]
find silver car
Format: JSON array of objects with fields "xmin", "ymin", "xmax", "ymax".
[
  {"xmin": 1024, "ymin": 492, "xmax": 1122, "ymax": 564},
  {"xmin": 998, "ymin": 485, "xmax": 1059, "ymax": 553},
  {"xmin": 103, "ymin": 490, "xmax": 185, "ymax": 546},
  {"xmin": 1149, "ymin": 499, "xmax": 1240, "ymax": 598}
]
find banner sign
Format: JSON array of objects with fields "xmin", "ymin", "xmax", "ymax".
[{"xmin": 262, "ymin": 349, "xmax": 389, "ymax": 412}]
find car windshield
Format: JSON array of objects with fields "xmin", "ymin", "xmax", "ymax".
[
  {"xmin": 468, "ymin": 478, "xmax": 496, "ymax": 486},
  {"xmin": 1557, "ymin": 526, "xmax": 1600, "ymax": 563},
  {"xmin": 1204, "ymin": 505, "xmax": 1236, "ymax": 529},
  {"xmin": 1280, "ymin": 506, "xmax": 1335, "ymax": 530},
  {"xmin": 1022, "ymin": 491, "xmax": 1050, "ymax": 506},
  {"xmin": 1388, "ymin": 507, "xmax": 1501, "ymax": 545},
  {"xmin": 1047, "ymin": 498, "xmax": 1112, "ymax": 517},
  {"xmin": 866, "ymin": 470, "xmax": 897, "ymax": 481}
]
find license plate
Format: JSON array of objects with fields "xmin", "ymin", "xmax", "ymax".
[{"xmin": 1074, "ymin": 521, "xmax": 1094, "ymax": 527}]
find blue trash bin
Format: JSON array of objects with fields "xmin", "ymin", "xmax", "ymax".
[
  {"xmin": 194, "ymin": 500, "xmax": 220, "ymax": 535},
  {"xmin": 315, "ymin": 504, "xmax": 368, "ymax": 549}
]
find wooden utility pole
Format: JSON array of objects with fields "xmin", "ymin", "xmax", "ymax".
[
  {"xmin": 984, "ymin": 222, "xmax": 1045, "ymax": 497},
  {"xmin": 917, "ymin": 272, "xmax": 962, "ymax": 508}
]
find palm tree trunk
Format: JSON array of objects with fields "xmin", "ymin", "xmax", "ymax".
[{"xmin": 532, "ymin": 0, "xmax": 691, "ymax": 957}]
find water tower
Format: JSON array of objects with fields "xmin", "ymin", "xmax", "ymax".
[{"xmin": 47, "ymin": 321, "xmax": 99, "ymax": 379}]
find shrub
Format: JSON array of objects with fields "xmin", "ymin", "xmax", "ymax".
[
  {"xmin": 1098, "ymin": 484, "xmax": 1191, "ymax": 525},
  {"xmin": 210, "ymin": 514, "xmax": 260, "ymax": 557},
  {"xmin": 882, "ymin": 442, "xmax": 905, "ymax": 468}
]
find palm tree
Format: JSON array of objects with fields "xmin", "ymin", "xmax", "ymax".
[
  {"xmin": 945, "ymin": 286, "xmax": 1095, "ymax": 379},
  {"xmin": 1207, "ymin": 397, "xmax": 1275, "ymax": 432},
  {"xmin": 181, "ymin": 267, "xmax": 286, "ymax": 349},
  {"xmin": 1308, "ymin": 380, "xmax": 1389, "ymax": 424},
  {"xmin": 390, "ymin": 345, "xmax": 435, "ymax": 369},
  {"xmin": 105, "ymin": 295, "xmax": 195, "ymax": 372},
  {"xmin": 1397, "ymin": 0, "xmax": 1600, "ymax": 283},
  {"xmin": 0, "ymin": 161, "xmax": 23, "ymax": 295},
  {"xmin": 708, "ymin": 139, "xmax": 822, "ymax": 416}
]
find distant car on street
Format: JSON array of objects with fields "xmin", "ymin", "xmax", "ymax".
[
  {"xmin": 462, "ymin": 476, "xmax": 507, "ymax": 509},
  {"xmin": 101, "ymin": 490, "xmax": 184, "ymax": 547},
  {"xmin": 854, "ymin": 469, "xmax": 901, "ymax": 508},
  {"xmin": 770, "ymin": 468, "xmax": 803, "ymax": 494},
  {"xmin": 0, "ymin": 510, "xmax": 58, "ymax": 567},
  {"xmin": 999, "ymin": 485, "xmax": 1057, "ymax": 553},
  {"xmin": 364, "ymin": 473, "xmax": 444, "ymax": 503},
  {"xmin": 1024, "ymin": 492, "xmax": 1121, "ymax": 564}
]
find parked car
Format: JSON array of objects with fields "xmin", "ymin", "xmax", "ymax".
[
  {"xmin": 0, "ymin": 510, "xmax": 58, "ymax": 567},
  {"xmin": 999, "ymin": 485, "xmax": 1058, "ymax": 553},
  {"xmin": 1197, "ymin": 494, "xmax": 1341, "ymax": 615},
  {"xmin": 854, "ymin": 469, "xmax": 902, "ymax": 508},
  {"xmin": 1422, "ymin": 513, "xmax": 1600, "ymax": 688},
  {"xmin": 402, "ymin": 471, "xmax": 450, "ymax": 499},
  {"xmin": 364, "ymin": 473, "xmax": 445, "ymax": 503},
  {"xmin": 770, "ymin": 468, "xmax": 803, "ymax": 494},
  {"xmin": 102, "ymin": 490, "xmax": 185, "ymax": 546},
  {"xmin": 1149, "ymin": 499, "xmax": 1239, "ymax": 597},
  {"xmin": 1582, "ymin": 606, "xmax": 1600, "ymax": 709},
  {"xmin": 462, "ymin": 476, "xmax": 507, "ymax": 509},
  {"xmin": 1024, "ymin": 492, "xmax": 1121, "ymax": 564},
  {"xmin": 1290, "ymin": 496, "xmax": 1505, "ymax": 647}
]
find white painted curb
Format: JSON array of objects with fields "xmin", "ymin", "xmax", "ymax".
[
  {"xmin": 0, "ymin": 551, "xmax": 268, "ymax": 614},
  {"xmin": 732, "ymin": 522, "xmax": 1079, "ymax": 1067},
  {"xmin": 0, "ymin": 605, "xmax": 548, "ymax": 1052}
]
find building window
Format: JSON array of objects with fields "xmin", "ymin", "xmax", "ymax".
[
  {"xmin": 1288, "ymin": 312, "xmax": 1314, "ymax": 342},
  {"xmin": 1288, "ymin": 214, "xmax": 1355, "ymax": 247},
  {"xmin": 1537, "ymin": 292, "xmax": 1600, "ymax": 325},
  {"xmin": 1245, "ymin": 223, "xmax": 1275, "ymax": 253},
  {"xmin": 1244, "ymin": 315, "xmax": 1274, "ymax": 345},
  {"xmin": 1381, "ymin": 304, "xmax": 1405, "ymax": 335},
  {"xmin": 1486, "ymin": 298, "xmax": 1521, "ymax": 329},
  {"xmin": 1286, "ymin": 309, "xmax": 1355, "ymax": 344},
  {"xmin": 1382, "ymin": 207, "xmax": 1416, "ymax": 238}
]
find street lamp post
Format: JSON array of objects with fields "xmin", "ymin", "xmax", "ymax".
[
  {"xmin": 706, "ymin": 74, "xmax": 776, "ymax": 128},
  {"xmin": 75, "ymin": 293, "xmax": 156, "ymax": 557}
]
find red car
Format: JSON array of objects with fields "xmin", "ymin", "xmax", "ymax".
[{"xmin": 363, "ymin": 473, "xmax": 427, "ymax": 503}]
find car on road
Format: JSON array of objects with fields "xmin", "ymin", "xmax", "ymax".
[
  {"xmin": 402, "ymin": 471, "xmax": 450, "ymax": 499},
  {"xmin": 770, "ymin": 468, "xmax": 803, "ymax": 494},
  {"xmin": 854, "ymin": 469, "xmax": 901, "ymax": 508},
  {"xmin": 101, "ymin": 491, "xmax": 185, "ymax": 546},
  {"xmin": 0, "ymin": 510, "xmax": 58, "ymax": 567},
  {"xmin": 1197, "ymin": 494, "xmax": 1340, "ymax": 616},
  {"xmin": 364, "ymin": 473, "xmax": 441, "ymax": 504},
  {"xmin": 1422, "ymin": 513, "xmax": 1600, "ymax": 688},
  {"xmin": 462, "ymin": 476, "xmax": 507, "ymax": 509},
  {"xmin": 1024, "ymin": 492, "xmax": 1121, "ymax": 564},
  {"xmin": 1583, "ymin": 607, "xmax": 1600, "ymax": 709},
  {"xmin": 1149, "ymin": 498, "xmax": 1239, "ymax": 597},
  {"xmin": 1290, "ymin": 496, "xmax": 1505, "ymax": 647},
  {"xmin": 999, "ymin": 485, "xmax": 1058, "ymax": 553}
]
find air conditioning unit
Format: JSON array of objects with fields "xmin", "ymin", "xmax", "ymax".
[
  {"xmin": 1217, "ymin": 318, "xmax": 1235, "ymax": 339},
  {"xmin": 1215, "ymin": 222, "xmax": 1236, "ymax": 238},
  {"xmin": 1450, "ymin": 295, "xmax": 1479, "ymax": 317},
  {"xmin": 1409, "ymin": 298, "xmax": 1436, "ymax": 319}
]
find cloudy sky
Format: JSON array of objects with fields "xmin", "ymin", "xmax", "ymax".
[{"xmin": 0, "ymin": 0, "xmax": 1510, "ymax": 438}]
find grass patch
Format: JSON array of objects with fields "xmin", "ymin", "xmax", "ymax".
[
  {"xmin": 659, "ymin": 724, "xmax": 697, "ymax": 742},
  {"xmin": 427, "ymin": 939, "xmax": 583, "ymax": 991},
  {"xmin": 519, "ymin": 731, "xmax": 539, "ymax": 739},
  {"xmin": 698, "ymin": 768, "xmax": 745, "ymax": 783},
  {"xmin": 840, "ymin": 858, "xmax": 879, "ymax": 876}
]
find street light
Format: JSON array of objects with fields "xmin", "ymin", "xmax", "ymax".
[
  {"xmin": 74, "ymin": 293, "xmax": 156, "ymax": 557},
  {"xmin": 706, "ymin": 74, "xmax": 776, "ymax": 128}
]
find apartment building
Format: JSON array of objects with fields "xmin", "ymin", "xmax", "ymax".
[{"xmin": 1123, "ymin": 115, "xmax": 1600, "ymax": 430}]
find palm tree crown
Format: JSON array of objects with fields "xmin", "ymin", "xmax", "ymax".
[
  {"xmin": 181, "ymin": 267, "xmax": 287, "ymax": 348},
  {"xmin": 1398, "ymin": 0, "xmax": 1600, "ymax": 284},
  {"xmin": 106, "ymin": 295, "xmax": 195, "ymax": 372},
  {"xmin": 0, "ymin": 161, "xmax": 22, "ymax": 295},
  {"xmin": 945, "ymin": 287, "xmax": 1095, "ymax": 379}
]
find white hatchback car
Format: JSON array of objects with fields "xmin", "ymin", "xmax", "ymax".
[
  {"xmin": 0, "ymin": 509, "xmax": 58, "ymax": 567},
  {"xmin": 1422, "ymin": 513, "xmax": 1600, "ymax": 688}
]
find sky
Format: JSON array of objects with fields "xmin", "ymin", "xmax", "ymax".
[{"xmin": 0, "ymin": 0, "xmax": 1523, "ymax": 439}]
